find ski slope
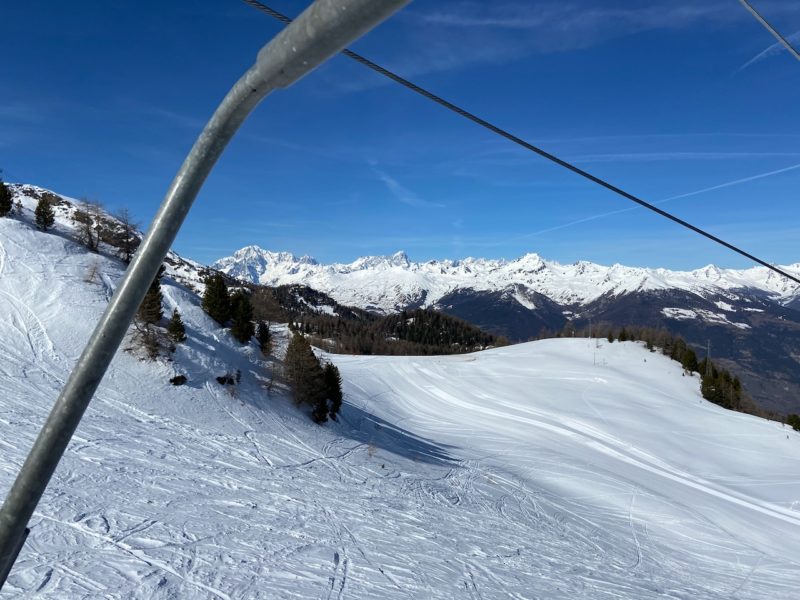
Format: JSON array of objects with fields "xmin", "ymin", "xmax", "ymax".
[{"xmin": 2, "ymin": 206, "xmax": 800, "ymax": 598}]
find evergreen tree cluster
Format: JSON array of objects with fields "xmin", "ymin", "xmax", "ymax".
[
  {"xmin": 538, "ymin": 322, "xmax": 760, "ymax": 417},
  {"xmin": 292, "ymin": 308, "xmax": 507, "ymax": 356},
  {"xmin": 247, "ymin": 284, "xmax": 503, "ymax": 356},
  {"xmin": 284, "ymin": 333, "xmax": 343, "ymax": 423},
  {"xmin": 201, "ymin": 273, "xmax": 255, "ymax": 344},
  {"xmin": 697, "ymin": 357, "xmax": 746, "ymax": 411},
  {"xmin": 786, "ymin": 414, "xmax": 800, "ymax": 432},
  {"xmin": 202, "ymin": 273, "xmax": 232, "ymax": 325},
  {"xmin": 132, "ymin": 265, "xmax": 188, "ymax": 360}
]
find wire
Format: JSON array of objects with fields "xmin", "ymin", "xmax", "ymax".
[
  {"xmin": 739, "ymin": 0, "xmax": 800, "ymax": 63},
  {"xmin": 242, "ymin": 0, "xmax": 800, "ymax": 286}
]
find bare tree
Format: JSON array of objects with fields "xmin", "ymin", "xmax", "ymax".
[
  {"xmin": 113, "ymin": 207, "xmax": 141, "ymax": 263},
  {"xmin": 74, "ymin": 199, "xmax": 104, "ymax": 251}
]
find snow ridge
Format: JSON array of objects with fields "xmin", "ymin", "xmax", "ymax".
[{"xmin": 214, "ymin": 245, "xmax": 800, "ymax": 313}]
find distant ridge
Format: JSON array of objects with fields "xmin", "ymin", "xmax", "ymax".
[{"xmin": 214, "ymin": 245, "xmax": 800, "ymax": 314}]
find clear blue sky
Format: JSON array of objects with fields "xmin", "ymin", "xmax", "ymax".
[{"xmin": 2, "ymin": 1, "xmax": 799, "ymax": 269}]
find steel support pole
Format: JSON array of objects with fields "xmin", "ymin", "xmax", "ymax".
[{"xmin": 0, "ymin": 0, "xmax": 409, "ymax": 587}]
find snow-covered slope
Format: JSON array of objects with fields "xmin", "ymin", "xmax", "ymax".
[
  {"xmin": 2, "ymin": 198, "xmax": 800, "ymax": 598},
  {"xmin": 214, "ymin": 245, "xmax": 800, "ymax": 313}
]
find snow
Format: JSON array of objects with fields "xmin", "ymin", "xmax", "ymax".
[
  {"xmin": 662, "ymin": 307, "xmax": 751, "ymax": 330},
  {"xmin": 2, "ymin": 191, "xmax": 800, "ymax": 598},
  {"xmin": 714, "ymin": 300, "xmax": 735, "ymax": 312},
  {"xmin": 214, "ymin": 246, "xmax": 800, "ymax": 313}
]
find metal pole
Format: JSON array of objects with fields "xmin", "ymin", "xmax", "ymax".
[{"xmin": 0, "ymin": 0, "xmax": 409, "ymax": 587}]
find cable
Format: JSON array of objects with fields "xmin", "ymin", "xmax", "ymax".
[
  {"xmin": 740, "ymin": 0, "xmax": 800, "ymax": 63},
  {"xmin": 242, "ymin": 0, "xmax": 800, "ymax": 286}
]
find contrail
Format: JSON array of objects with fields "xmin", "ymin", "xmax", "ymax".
[
  {"xmin": 512, "ymin": 162, "xmax": 800, "ymax": 241},
  {"xmin": 738, "ymin": 30, "xmax": 800, "ymax": 72}
]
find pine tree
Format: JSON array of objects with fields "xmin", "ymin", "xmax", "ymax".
[
  {"xmin": 256, "ymin": 321, "xmax": 272, "ymax": 356},
  {"xmin": 681, "ymin": 347, "xmax": 699, "ymax": 373},
  {"xmin": 323, "ymin": 362, "xmax": 343, "ymax": 421},
  {"xmin": 202, "ymin": 273, "xmax": 231, "ymax": 325},
  {"xmin": 35, "ymin": 196, "xmax": 55, "ymax": 231},
  {"xmin": 230, "ymin": 290, "xmax": 255, "ymax": 344},
  {"xmin": 0, "ymin": 178, "xmax": 11, "ymax": 217},
  {"xmin": 284, "ymin": 333, "xmax": 328, "ymax": 422},
  {"xmin": 137, "ymin": 265, "xmax": 165, "ymax": 324},
  {"xmin": 166, "ymin": 308, "xmax": 187, "ymax": 343}
]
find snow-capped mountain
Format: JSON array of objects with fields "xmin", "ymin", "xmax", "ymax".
[
  {"xmin": 3, "ymin": 194, "xmax": 800, "ymax": 598},
  {"xmin": 214, "ymin": 245, "xmax": 800, "ymax": 313}
]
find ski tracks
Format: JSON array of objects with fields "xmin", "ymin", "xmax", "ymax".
[
  {"xmin": 0, "ymin": 288, "xmax": 64, "ymax": 382},
  {"xmin": 627, "ymin": 491, "xmax": 642, "ymax": 570}
]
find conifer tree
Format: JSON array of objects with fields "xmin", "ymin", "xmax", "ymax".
[
  {"xmin": 681, "ymin": 347, "xmax": 699, "ymax": 373},
  {"xmin": 230, "ymin": 290, "xmax": 255, "ymax": 344},
  {"xmin": 284, "ymin": 333, "xmax": 328, "ymax": 422},
  {"xmin": 0, "ymin": 178, "xmax": 11, "ymax": 217},
  {"xmin": 323, "ymin": 362, "xmax": 343, "ymax": 421},
  {"xmin": 137, "ymin": 265, "xmax": 165, "ymax": 324},
  {"xmin": 256, "ymin": 321, "xmax": 272, "ymax": 356},
  {"xmin": 167, "ymin": 308, "xmax": 187, "ymax": 343},
  {"xmin": 35, "ymin": 196, "xmax": 55, "ymax": 231},
  {"xmin": 202, "ymin": 273, "xmax": 231, "ymax": 325}
]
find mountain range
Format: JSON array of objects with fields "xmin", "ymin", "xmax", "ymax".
[{"xmin": 215, "ymin": 245, "xmax": 800, "ymax": 413}]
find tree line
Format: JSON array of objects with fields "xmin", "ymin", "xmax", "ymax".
[{"xmin": 291, "ymin": 308, "xmax": 508, "ymax": 356}]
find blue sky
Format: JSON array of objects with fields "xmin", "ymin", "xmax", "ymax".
[{"xmin": 2, "ymin": 0, "xmax": 799, "ymax": 269}]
